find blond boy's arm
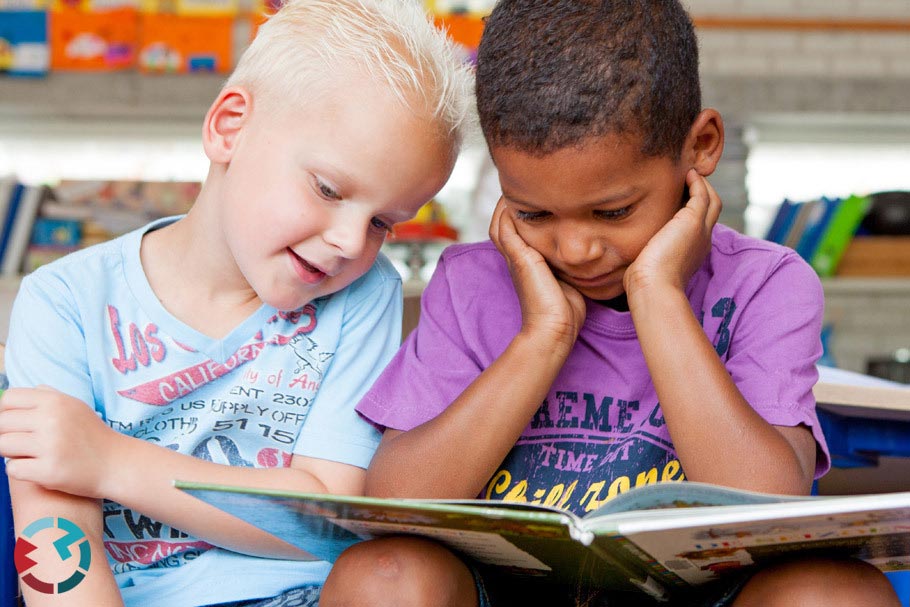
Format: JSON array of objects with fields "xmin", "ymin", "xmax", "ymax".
[
  {"xmin": 100, "ymin": 440, "xmax": 364, "ymax": 558},
  {"xmin": 1, "ymin": 386, "xmax": 364, "ymax": 559},
  {"xmin": 9, "ymin": 478, "xmax": 125, "ymax": 607}
]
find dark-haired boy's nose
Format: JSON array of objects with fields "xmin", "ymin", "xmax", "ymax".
[{"xmin": 556, "ymin": 230, "xmax": 604, "ymax": 267}]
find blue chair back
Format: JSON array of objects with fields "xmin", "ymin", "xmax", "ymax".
[{"xmin": 1, "ymin": 458, "xmax": 19, "ymax": 607}]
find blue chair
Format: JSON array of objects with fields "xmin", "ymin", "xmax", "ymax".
[
  {"xmin": 1, "ymin": 359, "xmax": 19, "ymax": 606},
  {"xmin": 888, "ymin": 571, "xmax": 910, "ymax": 607},
  {"xmin": 1, "ymin": 457, "xmax": 19, "ymax": 607}
]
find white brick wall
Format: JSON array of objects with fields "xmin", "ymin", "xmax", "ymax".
[
  {"xmin": 822, "ymin": 280, "xmax": 910, "ymax": 374},
  {"xmin": 686, "ymin": 1, "xmax": 910, "ymax": 80},
  {"xmin": 686, "ymin": 0, "xmax": 910, "ymax": 18}
]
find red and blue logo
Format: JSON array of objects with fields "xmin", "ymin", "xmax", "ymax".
[{"xmin": 14, "ymin": 517, "xmax": 91, "ymax": 594}]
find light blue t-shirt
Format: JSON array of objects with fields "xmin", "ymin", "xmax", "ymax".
[{"xmin": 4, "ymin": 217, "xmax": 398, "ymax": 607}]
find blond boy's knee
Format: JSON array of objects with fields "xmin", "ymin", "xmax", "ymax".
[
  {"xmin": 734, "ymin": 558, "xmax": 901, "ymax": 607},
  {"xmin": 321, "ymin": 536, "xmax": 478, "ymax": 607}
]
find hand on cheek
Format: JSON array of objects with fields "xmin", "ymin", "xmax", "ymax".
[
  {"xmin": 489, "ymin": 198, "xmax": 585, "ymax": 349},
  {"xmin": 624, "ymin": 169, "xmax": 723, "ymax": 297}
]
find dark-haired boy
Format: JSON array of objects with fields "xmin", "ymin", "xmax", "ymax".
[{"xmin": 319, "ymin": 1, "xmax": 902, "ymax": 605}]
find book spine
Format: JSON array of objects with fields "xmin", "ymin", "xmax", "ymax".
[
  {"xmin": 2, "ymin": 185, "xmax": 47, "ymax": 276},
  {"xmin": 795, "ymin": 197, "xmax": 840, "ymax": 261},
  {"xmin": 809, "ymin": 195, "xmax": 872, "ymax": 277},
  {"xmin": 765, "ymin": 199, "xmax": 794, "ymax": 243},
  {"xmin": 0, "ymin": 182, "xmax": 25, "ymax": 266}
]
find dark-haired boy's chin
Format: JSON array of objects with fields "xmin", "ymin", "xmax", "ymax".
[{"xmin": 576, "ymin": 284, "xmax": 626, "ymax": 303}]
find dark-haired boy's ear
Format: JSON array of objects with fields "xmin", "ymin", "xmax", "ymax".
[
  {"xmin": 684, "ymin": 108, "xmax": 725, "ymax": 177},
  {"xmin": 202, "ymin": 87, "xmax": 252, "ymax": 164}
]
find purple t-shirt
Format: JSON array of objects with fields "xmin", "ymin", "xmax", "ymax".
[{"xmin": 357, "ymin": 225, "xmax": 830, "ymax": 516}]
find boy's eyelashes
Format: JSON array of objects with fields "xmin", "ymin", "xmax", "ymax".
[
  {"xmin": 514, "ymin": 209, "xmax": 550, "ymax": 222},
  {"xmin": 512, "ymin": 206, "xmax": 633, "ymax": 222},
  {"xmin": 593, "ymin": 207, "xmax": 632, "ymax": 220},
  {"xmin": 312, "ymin": 175, "xmax": 341, "ymax": 201},
  {"xmin": 308, "ymin": 174, "xmax": 391, "ymax": 235},
  {"xmin": 370, "ymin": 217, "xmax": 393, "ymax": 234}
]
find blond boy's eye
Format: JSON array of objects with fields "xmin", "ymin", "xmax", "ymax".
[
  {"xmin": 315, "ymin": 178, "xmax": 340, "ymax": 200},
  {"xmin": 370, "ymin": 217, "xmax": 392, "ymax": 232}
]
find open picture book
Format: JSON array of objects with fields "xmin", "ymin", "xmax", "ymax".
[{"xmin": 178, "ymin": 480, "xmax": 910, "ymax": 601}]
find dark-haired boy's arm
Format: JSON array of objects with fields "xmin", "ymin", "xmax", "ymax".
[
  {"xmin": 625, "ymin": 171, "xmax": 816, "ymax": 494},
  {"xmin": 366, "ymin": 200, "xmax": 587, "ymax": 499},
  {"xmin": 367, "ymin": 331, "xmax": 571, "ymax": 498}
]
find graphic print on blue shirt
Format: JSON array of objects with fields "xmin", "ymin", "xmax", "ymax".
[{"xmin": 100, "ymin": 301, "xmax": 335, "ymax": 574}]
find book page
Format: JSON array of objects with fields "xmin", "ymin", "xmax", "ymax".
[
  {"xmin": 621, "ymin": 497, "xmax": 910, "ymax": 585},
  {"xmin": 815, "ymin": 365, "xmax": 910, "ymax": 420},
  {"xmin": 584, "ymin": 481, "xmax": 796, "ymax": 519}
]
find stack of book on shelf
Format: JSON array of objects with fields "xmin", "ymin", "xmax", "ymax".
[
  {"xmin": 0, "ymin": 175, "xmax": 54, "ymax": 279},
  {"xmin": 764, "ymin": 195, "xmax": 871, "ymax": 278},
  {"xmin": 21, "ymin": 179, "xmax": 201, "ymax": 274},
  {"xmin": 836, "ymin": 191, "xmax": 910, "ymax": 278},
  {"xmin": 176, "ymin": 370, "xmax": 910, "ymax": 603}
]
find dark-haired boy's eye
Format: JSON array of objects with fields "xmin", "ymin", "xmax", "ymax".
[
  {"xmin": 515, "ymin": 210, "xmax": 550, "ymax": 222},
  {"xmin": 594, "ymin": 206, "xmax": 631, "ymax": 220}
]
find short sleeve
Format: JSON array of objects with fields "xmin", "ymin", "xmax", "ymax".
[
  {"xmin": 725, "ymin": 253, "xmax": 830, "ymax": 477},
  {"xmin": 356, "ymin": 253, "xmax": 487, "ymax": 431},
  {"xmin": 5, "ymin": 272, "xmax": 96, "ymax": 410},
  {"xmin": 292, "ymin": 262, "xmax": 398, "ymax": 468}
]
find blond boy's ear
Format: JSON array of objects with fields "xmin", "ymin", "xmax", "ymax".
[
  {"xmin": 684, "ymin": 108, "xmax": 725, "ymax": 177},
  {"xmin": 202, "ymin": 87, "xmax": 253, "ymax": 164}
]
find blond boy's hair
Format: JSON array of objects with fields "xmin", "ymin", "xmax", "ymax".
[{"xmin": 226, "ymin": 0, "xmax": 473, "ymax": 144}]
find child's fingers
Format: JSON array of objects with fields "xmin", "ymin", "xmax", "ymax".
[
  {"xmin": 684, "ymin": 169, "xmax": 709, "ymax": 216},
  {"xmin": 0, "ymin": 408, "xmax": 39, "ymax": 434},
  {"xmin": 2, "ymin": 457, "xmax": 46, "ymax": 484},
  {"xmin": 685, "ymin": 170, "xmax": 722, "ymax": 229},
  {"xmin": 487, "ymin": 197, "xmax": 507, "ymax": 250},
  {"xmin": 0, "ymin": 387, "xmax": 39, "ymax": 411},
  {"xmin": 699, "ymin": 174, "xmax": 723, "ymax": 229},
  {"xmin": 490, "ymin": 199, "xmax": 530, "ymax": 261},
  {"xmin": 0, "ymin": 432, "xmax": 38, "ymax": 458}
]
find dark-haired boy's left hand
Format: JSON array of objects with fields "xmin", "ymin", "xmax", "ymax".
[
  {"xmin": 489, "ymin": 198, "xmax": 586, "ymax": 354},
  {"xmin": 624, "ymin": 169, "xmax": 722, "ymax": 303}
]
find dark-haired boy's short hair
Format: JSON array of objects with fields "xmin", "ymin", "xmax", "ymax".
[{"xmin": 476, "ymin": 0, "xmax": 701, "ymax": 159}]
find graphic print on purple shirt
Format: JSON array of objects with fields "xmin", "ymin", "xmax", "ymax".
[{"xmin": 485, "ymin": 388, "xmax": 685, "ymax": 515}]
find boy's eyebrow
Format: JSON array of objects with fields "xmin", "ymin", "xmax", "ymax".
[{"xmin": 504, "ymin": 189, "xmax": 639, "ymax": 209}]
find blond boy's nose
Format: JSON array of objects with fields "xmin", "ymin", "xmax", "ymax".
[{"xmin": 324, "ymin": 221, "xmax": 368, "ymax": 259}]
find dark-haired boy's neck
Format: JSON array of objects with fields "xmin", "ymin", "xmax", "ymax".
[{"xmin": 597, "ymin": 293, "xmax": 630, "ymax": 312}]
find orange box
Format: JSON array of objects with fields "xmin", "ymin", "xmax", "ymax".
[
  {"xmin": 434, "ymin": 12, "xmax": 483, "ymax": 61},
  {"xmin": 836, "ymin": 237, "xmax": 910, "ymax": 277},
  {"xmin": 138, "ymin": 13, "xmax": 232, "ymax": 72},
  {"xmin": 49, "ymin": 6, "xmax": 137, "ymax": 70}
]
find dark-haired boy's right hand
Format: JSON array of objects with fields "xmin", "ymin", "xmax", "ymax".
[{"xmin": 489, "ymin": 198, "xmax": 586, "ymax": 353}]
